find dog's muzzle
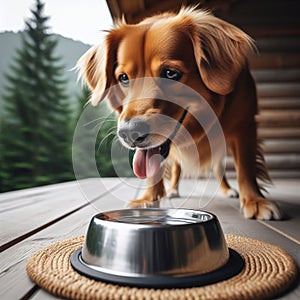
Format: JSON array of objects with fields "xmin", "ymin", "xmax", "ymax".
[{"xmin": 118, "ymin": 108, "xmax": 188, "ymax": 179}]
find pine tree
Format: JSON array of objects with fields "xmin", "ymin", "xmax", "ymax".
[{"xmin": 0, "ymin": 0, "xmax": 73, "ymax": 192}]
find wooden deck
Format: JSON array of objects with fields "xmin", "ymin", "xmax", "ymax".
[{"xmin": 0, "ymin": 177, "xmax": 299, "ymax": 299}]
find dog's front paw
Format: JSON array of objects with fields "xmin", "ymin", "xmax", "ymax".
[
  {"xmin": 242, "ymin": 197, "xmax": 282, "ymax": 220},
  {"xmin": 167, "ymin": 188, "xmax": 179, "ymax": 198},
  {"xmin": 128, "ymin": 190, "xmax": 165, "ymax": 208},
  {"xmin": 225, "ymin": 188, "xmax": 239, "ymax": 198},
  {"xmin": 128, "ymin": 198, "xmax": 160, "ymax": 208}
]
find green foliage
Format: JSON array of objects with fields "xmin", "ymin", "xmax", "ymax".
[
  {"xmin": 73, "ymin": 86, "xmax": 134, "ymax": 179},
  {"xmin": 0, "ymin": 0, "xmax": 73, "ymax": 192},
  {"xmin": 0, "ymin": 31, "xmax": 90, "ymax": 113}
]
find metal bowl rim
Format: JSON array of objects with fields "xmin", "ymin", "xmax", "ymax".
[{"xmin": 92, "ymin": 208, "xmax": 218, "ymax": 229}]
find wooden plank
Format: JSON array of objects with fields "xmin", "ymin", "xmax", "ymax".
[
  {"xmin": 135, "ymin": 177, "xmax": 299, "ymax": 232},
  {"xmin": 246, "ymin": 27, "xmax": 300, "ymax": 38},
  {"xmin": 258, "ymin": 127, "xmax": 300, "ymax": 139},
  {"xmin": 226, "ymin": 170, "xmax": 300, "ymax": 179},
  {"xmin": 0, "ymin": 178, "xmax": 120, "ymax": 248},
  {"xmin": 30, "ymin": 289, "xmax": 55, "ymax": 300},
  {"xmin": 224, "ymin": 0, "xmax": 300, "ymax": 27},
  {"xmin": 136, "ymin": 178, "xmax": 300, "ymax": 246},
  {"xmin": 258, "ymin": 98, "xmax": 300, "ymax": 110},
  {"xmin": 252, "ymin": 69, "xmax": 300, "ymax": 83},
  {"xmin": 0, "ymin": 180, "xmax": 89, "ymax": 211},
  {"xmin": 0, "ymin": 259, "xmax": 38, "ymax": 300},
  {"xmin": 254, "ymin": 36, "xmax": 300, "ymax": 53},
  {"xmin": 225, "ymin": 154, "xmax": 300, "ymax": 170},
  {"xmin": 160, "ymin": 179, "xmax": 300, "ymax": 252},
  {"xmin": 128, "ymin": 0, "xmax": 184, "ymax": 23},
  {"xmin": 0, "ymin": 179, "xmax": 139, "ymax": 300},
  {"xmin": 1, "ymin": 178, "xmax": 299, "ymax": 299},
  {"xmin": 167, "ymin": 178, "xmax": 300, "ymax": 300},
  {"xmin": 119, "ymin": 0, "xmax": 143, "ymax": 14},
  {"xmin": 256, "ymin": 82, "xmax": 300, "ymax": 98},
  {"xmin": 249, "ymin": 53, "xmax": 300, "ymax": 69},
  {"xmin": 221, "ymin": 179, "xmax": 300, "ymax": 243},
  {"xmin": 31, "ymin": 289, "xmax": 55, "ymax": 300},
  {"xmin": 262, "ymin": 180, "xmax": 300, "ymax": 244},
  {"xmin": 255, "ymin": 110, "xmax": 300, "ymax": 127},
  {"xmin": 106, "ymin": 0, "xmax": 122, "ymax": 20},
  {"xmin": 0, "ymin": 180, "xmax": 80, "ymax": 203},
  {"xmin": 262, "ymin": 139, "xmax": 300, "ymax": 154},
  {"xmin": 268, "ymin": 170, "xmax": 300, "ymax": 179}
]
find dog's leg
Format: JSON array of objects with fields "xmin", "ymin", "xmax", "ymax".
[
  {"xmin": 230, "ymin": 125, "xmax": 282, "ymax": 220},
  {"xmin": 213, "ymin": 160, "xmax": 239, "ymax": 198},
  {"xmin": 167, "ymin": 161, "xmax": 181, "ymax": 198},
  {"xmin": 129, "ymin": 167, "xmax": 166, "ymax": 206}
]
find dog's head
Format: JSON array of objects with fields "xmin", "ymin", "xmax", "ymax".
[{"xmin": 78, "ymin": 7, "xmax": 253, "ymax": 178}]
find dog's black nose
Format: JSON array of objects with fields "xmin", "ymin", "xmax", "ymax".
[{"xmin": 118, "ymin": 118, "xmax": 150, "ymax": 147}]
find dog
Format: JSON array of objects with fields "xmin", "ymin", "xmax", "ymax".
[{"xmin": 78, "ymin": 7, "xmax": 282, "ymax": 220}]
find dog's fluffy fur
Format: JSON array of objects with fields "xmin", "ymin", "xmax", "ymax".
[{"xmin": 78, "ymin": 7, "xmax": 282, "ymax": 220}]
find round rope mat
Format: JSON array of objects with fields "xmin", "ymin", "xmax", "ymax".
[{"xmin": 26, "ymin": 235, "xmax": 298, "ymax": 300}]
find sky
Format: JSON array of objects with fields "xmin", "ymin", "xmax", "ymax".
[{"xmin": 0, "ymin": 0, "xmax": 114, "ymax": 45}]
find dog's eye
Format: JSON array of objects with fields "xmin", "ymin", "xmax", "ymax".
[
  {"xmin": 118, "ymin": 73, "xmax": 130, "ymax": 87},
  {"xmin": 161, "ymin": 69, "xmax": 182, "ymax": 81}
]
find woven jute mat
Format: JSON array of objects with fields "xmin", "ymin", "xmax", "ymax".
[{"xmin": 26, "ymin": 235, "xmax": 298, "ymax": 300}]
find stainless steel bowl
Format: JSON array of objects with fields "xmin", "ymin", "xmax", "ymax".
[{"xmin": 71, "ymin": 208, "xmax": 244, "ymax": 288}]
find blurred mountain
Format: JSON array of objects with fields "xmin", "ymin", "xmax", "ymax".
[{"xmin": 0, "ymin": 31, "xmax": 91, "ymax": 112}]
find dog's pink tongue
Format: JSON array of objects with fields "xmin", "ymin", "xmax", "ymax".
[{"xmin": 133, "ymin": 148, "xmax": 161, "ymax": 179}]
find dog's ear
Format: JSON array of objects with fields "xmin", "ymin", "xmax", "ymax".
[
  {"xmin": 77, "ymin": 33, "xmax": 123, "ymax": 111},
  {"xmin": 77, "ymin": 44, "xmax": 108, "ymax": 105},
  {"xmin": 191, "ymin": 12, "xmax": 254, "ymax": 95}
]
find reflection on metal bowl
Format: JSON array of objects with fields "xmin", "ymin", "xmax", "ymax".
[{"xmin": 70, "ymin": 208, "xmax": 244, "ymax": 288}]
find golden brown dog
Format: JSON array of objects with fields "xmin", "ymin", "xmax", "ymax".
[{"xmin": 78, "ymin": 7, "xmax": 282, "ymax": 220}]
